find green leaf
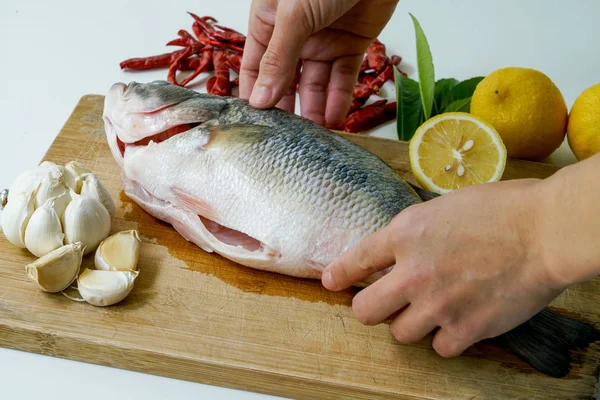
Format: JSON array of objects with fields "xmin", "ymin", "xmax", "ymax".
[
  {"xmin": 448, "ymin": 76, "xmax": 485, "ymax": 103},
  {"xmin": 443, "ymin": 97, "xmax": 472, "ymax": 113},
  {"xmin": 394, "ymin": 66, "xmax": 423, "ymax": 142},
  {"xmin": 433, "ymin": 78, "xmax": 459, "ymax": 116},
  {"xmin": 409, "ymin": 13, "xmax": 435, "ymax": 121}
]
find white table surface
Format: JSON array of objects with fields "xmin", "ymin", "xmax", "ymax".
[{"xmin": 1, "ymin": 0, "xmax": 599, "ymax": 398}]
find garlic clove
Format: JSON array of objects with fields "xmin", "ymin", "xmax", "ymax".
[
  {"xmin": 95, "ymin": 230, "xmax": 141, "ymax": 272},
  {"xmin": 34, "ymin": 174, "xmax": 70, "ymax": 210},
  {"xmin": 25, "ymin": 242, "xmax": 85, "ymax": 293},
  {"xmin": 61, "ymin": 190, "xmax": 111, "ymax": 255},
  {"xmin": 65, "ymin": 161, "xmax": 92, "ymax": 193},
  {"xmin": 8, "ymin": 162, "xmax": 57, "ymax": 195},
  {"xmin": 77, "ymin": 268, "xmax": 139, "ymax": 306},
  {"xmin": 1, "ymin": 191, "xmax": 35, "ymax": 248},
  {"xmin": 51, "ymin": 189, "xmax": 72, "ymax": 219},
  {"xmin": 78, "ymin": 173, "xmax": 116, "ymax": 217},
  {"xmin": 24, "ymin": 197, "xmax": 66, "ymax": 258}
]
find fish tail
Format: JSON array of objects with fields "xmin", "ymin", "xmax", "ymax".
[{"xmin": 496, "ymin": 308, "xmax": 600, "ymax": 377}]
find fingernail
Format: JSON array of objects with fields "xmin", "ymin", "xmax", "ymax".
[
  {"xmin": 249, "ymin": 84, "xmax": 271, "ymax": 107},
  {"xmin": 322, "ymin": 269, "xmax": 335, "ymax": 290}
]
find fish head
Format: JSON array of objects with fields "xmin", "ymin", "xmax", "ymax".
[{"xmin": 103, "ymin": 81, "xmax": 227, "ymax": 167}]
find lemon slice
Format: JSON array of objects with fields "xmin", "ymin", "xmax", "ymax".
[{"xmin": 409, "ymin": 112, "xmax": 507, "ymax": 194}]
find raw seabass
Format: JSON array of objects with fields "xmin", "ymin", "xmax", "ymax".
[{"xmin": 103, "ymin": 80, "xmax": 599, "ymax": 378}]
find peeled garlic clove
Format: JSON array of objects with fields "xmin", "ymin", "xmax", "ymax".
[
  {"xmin": 1, "ymin": 191, "xmax": 35, "ymax": 248},
  {"xmin": 95, "ymin": 230, "xmax": 141, "ymax": 271},
  {"xmin": 77, "ymin": 268, "xmax": 138, "ymax": 306},
  {"xmin": 65, "ymin": 161, "xmax": 92, "ymax": 193},
  {"xmin": 24, "ymin": 198, "xmax": 66, "ymax": 258},
  {"xmin": 25, "ymin": 242, "xmax": 85, "ymax": 293},
  {"xmin": 78, "ymin": 173, "xmax": 115, "ymax": 217}
]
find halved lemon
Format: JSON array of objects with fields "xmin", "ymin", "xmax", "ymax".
[{"xmin": 409, "ymin": 112, "xmax": 507, "ymax": 194}]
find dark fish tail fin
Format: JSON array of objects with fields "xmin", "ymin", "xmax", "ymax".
[
  {"xmin": 497, "ymin": 308, "xmax": 600, "ymax": 377},
  {"xmin": 408, "ymin": 183, "xmax": 440, "ymax": 202}
]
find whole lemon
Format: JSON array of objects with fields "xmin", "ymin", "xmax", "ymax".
[
  {"xmin": 470, "ymin": 67, "xmax": 568, "ymax": 160},
  {"xmin": 567, "ymin": 83, "xmax": 600, "ymax": 161}
]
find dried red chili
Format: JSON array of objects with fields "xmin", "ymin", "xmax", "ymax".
[
  {"xmin": 348, "ymin": 97, "xmax": 368, "ymax": 114},
  {"xmin": 344, "ymin": 100, "xmax": 395, "ymax": 133},
  {"xmin": 211, "ymin": 50, "xmax": 232, "ymax": 95},
  {"xmin": 369, "ymin": 65, "xmax": 394, "ymax": 94},
  {"xmin": 120, "ymin": 49, "xmax": 188, "ymax": 70},
  {"xmin": 367, "ymin": 39, "xmax": 388, "ymax": 72},
  {"xmin": 180, "ymin": 47, "xmax": 214, "ymax": 87}
]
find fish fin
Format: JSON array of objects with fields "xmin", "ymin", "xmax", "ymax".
[
  {"xmin": 202, "ymin": 124, "xmax": 271, "ymax": 148},
  {"xmin": 408, "ymin": 183, "xmax": 440, "ymax": 202},
  {"xmin": 495, "ymin": 307, "xmax": 600, "ymax": 378},
  {"xmin": 171, "ymin": 187, "xmax": 222, "ymax": 222}
]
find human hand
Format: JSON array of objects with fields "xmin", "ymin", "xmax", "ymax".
[
  {"xmin": 239, "ymin": 0, "xmax": 399, "ymax": 128},
  {"xmin": 321, "ymin": 179, "xmax": 568, "ymax": 358}
]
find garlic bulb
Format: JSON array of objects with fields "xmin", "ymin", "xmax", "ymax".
[
  {"xmin": 78, "ymin": 173, "xmax": 116, "ymax": 217},
  {"xmin": 24, "ymin": 197, "xmax": 66, "ymax": 258},
  {"xmin": 77, "ymin": 268, "xmax": 138, "ymax": 306},
  {"xmin": 25, "ymin": 242, "xmax": 85, "ymax": 293},
  {"xmin": 1, "ymin": 191, "xmax": 35, "ymax": 248},
  {"xmin": 3, "ymin": 160, "xmax": 114, "ymax": 258},
  {"xmin": 62, "ymin": 190, "xmax": 111, "ymax": 255},
  {"xmin": 95, "ymin": 230, "xmax": 141, "ymax": 271}
]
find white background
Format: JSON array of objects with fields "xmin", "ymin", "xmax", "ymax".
[{"xmin": 1, "ymin": 0, "xmax": 599, "ymax": 398}]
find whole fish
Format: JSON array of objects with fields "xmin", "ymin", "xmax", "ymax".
[{"xmin": 103, "ymin": 80, "xmax": 599, "ymax": 378}]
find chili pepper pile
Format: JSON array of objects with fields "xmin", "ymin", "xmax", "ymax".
[
  {"xmin": 119, "ymin": 12, "xmax": 406, "ymax": 133},
  {"xmin": 120, "ymin": 12, "xmax": 243, "ymax": 95},
  {"xmin": 343, "ymin": 39, "xmax": 406, "ymax": 133}
]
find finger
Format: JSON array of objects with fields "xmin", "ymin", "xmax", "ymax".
[
  {"xmin": 351, "ymin": 266, "xmax": 408, "ymax": 326},
  {"xmin": 431, "ymin": 327, "xmax": 473, "ymax": 358},
  {"xmin": 239, "ymin": 31, "xmax": 266, "ymax": 100},
  {"xmin": 275, "ymin": 60, "xmax": 302, "ymax": 113},
  {"xmin": 249, "ymin": 2, "xmax": 311, "ymax": 108},
  {"xmin": 325, "ymin": 54, "xmax": 363, "ymax": 128},
  {"xmin": 239, "ymin": 2, "xmax": 276, "ymax": 100},
  {"xmin": 389, "ymin": 304, "xmax": 439, "ymax": 345},
  {"xmin": 298, "ymin": 60, "xmax": 332, "ymax": 125},
  {"xmin": 322, "ymin": 226, "xmax": 396, "ymax": 291}
]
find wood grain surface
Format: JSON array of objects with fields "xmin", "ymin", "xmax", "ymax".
[{"xmin": 1, "ymin": 95, "xmax": 599, "ymax": 399}]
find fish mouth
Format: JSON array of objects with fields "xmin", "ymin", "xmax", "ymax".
[
  {"xmin": 114, "ymin": 122, "xmax": 201, "ymax": 158},
  {"xmin": 103, "ymin": 81, "xmax": 216, "ymax": 167}
]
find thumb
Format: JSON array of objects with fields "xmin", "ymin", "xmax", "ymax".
[{"xmin": 249, "ymin": 4, "xmax": 311, "ymax": 108}]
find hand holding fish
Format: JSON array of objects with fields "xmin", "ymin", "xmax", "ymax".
[
  {"xmin": 239, "ymin": 0, "xmax": 399, "ymax": 128},
  {"xmin": 322, "ymin": 154, "xmax": 600, "ymax": 358}
]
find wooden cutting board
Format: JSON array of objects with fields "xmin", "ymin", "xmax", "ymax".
[{"xmin": 1, "ymin": 95, "xmax": 599, "ymax": 400}]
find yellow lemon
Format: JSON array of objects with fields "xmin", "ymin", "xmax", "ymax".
[
  {"xmin": 409, "ymin": 112, "xmax": 507, "ymax": 194},
  {"xmin": 567, "ymin": 83, "xmax": 600, "ymax": 161},
  {"xmin": 470, "ymin": 67, "xmax": 568, "ymax": 161}
]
